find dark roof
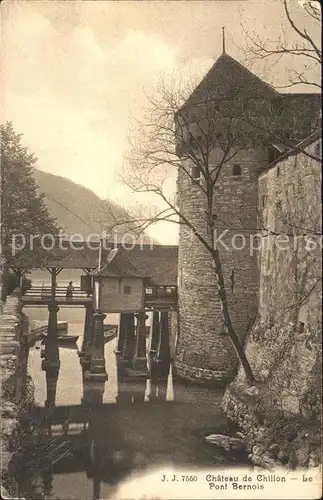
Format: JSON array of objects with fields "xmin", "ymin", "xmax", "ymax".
[
  {"xmin": 11, "ymin": 241, "xmax": 179, "ymax": 284},
  {"xmin": 262, "ymin": 130, "xmax": 321, "ymax": 173},
  {"xmin": 94, "ymin": 245, "xmax": 178, "ymax": 286},
  {"xmin": 182, "ymin": 53, "xmax": 278, "ymax": 111},
  {"xmin": 11, "ymin": 239, "xmax": 106, "ymax": 269}
]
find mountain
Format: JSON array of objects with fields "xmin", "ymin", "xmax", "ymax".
[{"xmin": 33, "ymin": 169, "xmax": 154, "ymax": 244}]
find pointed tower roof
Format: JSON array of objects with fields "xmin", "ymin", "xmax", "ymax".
[{"xmin": 182, "ymin": 52, "xmax": 279, "ymax": 111}]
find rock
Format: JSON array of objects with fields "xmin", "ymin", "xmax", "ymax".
[
  {"xmin": 295, "ymin": 446, "xmax": 310, "ymax": 468},
  {"xmin": 308, "ymin": 455, "xmax": 320, "ymax": 468},
  {"xmin": 252, "ymin": 445, "xmax": 265, "ymax": 456},
  {"xmin": 1, "ymin": 418, "xmax": 16, "ymax": 436},
  {"xmin": 259, "ymin": 369, "xmax": 269, "ymax": 380},
  {"xmin": 244, "ymin": 386, "xmax": 259, "ymax": 397},
  {"xmin": 268, "ymin": 443, "xmax": 280, "ymax": 454},
  {"xmin": 308, "ymin": 451, "xmax": 321, "ymax": 467},
  {"xmin": 278, "ymin": 450, "xmax": 289, "ymax": 462},
  {"xmin": 1, "ymin": 484, "xmax": 11, "ymax": 499},
  {"xmin": 235, "ymin": 431, "xmax": 245, "ymax": 440}
]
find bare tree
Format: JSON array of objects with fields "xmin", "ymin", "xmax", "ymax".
[
  {"xmin": 241, "ymin": 0, "xmax": 321, "ymax": 161},
  {"xmin": 242, "ymin": 0, "xmax": 321, "ymax": 90},
  {"xmin": 106, "ymin": 77, "xmax": 262, "ymax": 384},
  {"xmin": 105, "ymin": 2, "xmax": 321, "ymax": 383}
]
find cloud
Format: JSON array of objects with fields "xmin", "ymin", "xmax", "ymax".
[{"xmin": 2, "ymin": 4, "xmax": 178, "ymax": 200}]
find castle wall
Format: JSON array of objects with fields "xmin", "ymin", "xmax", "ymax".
[
  {"xmin": 174, "ymin": 148, "xmax": 268, "ymax": 384},
  {"xmin": 257, "ymin": 140, "xmax": 321, "ymax": 329},
  {"xmin": 222, "ymin": 142, "xmax": 322, "ymax": 465}
]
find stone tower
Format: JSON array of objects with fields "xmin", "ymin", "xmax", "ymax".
[{"xmin": 173, "ymin": 53, "xmax": 279, "ymax": 385}]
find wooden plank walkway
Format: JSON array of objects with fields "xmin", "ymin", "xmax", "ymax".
[
  {"xmin": 21, "ymin": 296, "xmax": 93, "ymax": 306},
  {"xmin": 22, "ymin": 286, "xmax": 92, "ymax": 306}
]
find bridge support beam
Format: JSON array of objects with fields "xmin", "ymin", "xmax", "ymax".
[
  {"xmin": 122, "ymin": 313, "xmax": 135, "ymax": 367},
  {"xmin": 47, "ymin": 302, "xmax": 59, "ymax": 338},
  {"xmin": 157, "ymin": 311, "xmax": 171, "ymax": 379},
  {"xmin": 79, "ymin": 303, "xmax": 94, "ymax": 365},
  {"xmin": 158, "ymin": 311, "xmax": 171, "ymax": 361},
  {"xmin": 148, "ymin": 310, "xmax": 160, "ymax": 380},
  {"xmin": 149, "ymin": 310, "xmax": 160, "ymax": 354},
  {"xmin": 81, "ymin": 379, "xmax": 105, "ymax": 406},
  {"xmin": 147, "ymin": 379, "xmax": 167, "ymax": 401},
  {"xmin": 41, "ymin": 340, "xmax": 60, "ymax": 409},
  {"xmin": 133, "ymin": 311, "xmax": 148, "ymax": 372},
  {"xmin": 84, "ymin": 312, "xmax": 108, "ymax": 382},
  {"xmin": 115, "ymin": 313, "xmax": 128, "ymax": 355}
]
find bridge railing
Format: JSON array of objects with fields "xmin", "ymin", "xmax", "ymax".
[
  {"xmin": 24, "ymin": 286, "xmax": 89, "ymax": 298},
  {"xmin": 144, "ymin": 285, "xmax": 177, "ymax": 305}
]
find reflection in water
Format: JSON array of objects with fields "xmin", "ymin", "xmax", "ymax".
[{"xmin": 15, "ymin": 310, "xmax": 248, "ymax": 499}]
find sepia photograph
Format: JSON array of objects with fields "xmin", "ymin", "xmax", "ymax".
[{"xmin": 0, "ymin": 0, "xmax": 322, "ymax": 499}]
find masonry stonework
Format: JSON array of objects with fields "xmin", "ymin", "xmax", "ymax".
[
  {"xmin": 221, "ymin": 141, "xmax": 321, "ymax": 470},
  {"xmin": 172, "ymin": 53, "xmax": 320, "ymax": 388},
  {"xmin": 174, "ymin": 148, "xmax": 269, "ymax": 384}
]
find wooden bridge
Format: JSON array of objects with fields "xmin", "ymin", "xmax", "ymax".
[
  {"xmin": 12, "ymin": 241, "xmax": 178, "ymax": 381},
  {"xmin": 22, "ymin": 284, "xmax": 177, "ymax": 308},
  {"xmin": 22, "ymin": 285, "xmax": 92, "ymax": 306}
]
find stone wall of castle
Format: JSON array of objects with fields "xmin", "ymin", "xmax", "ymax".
[
  {"xmin": 222, "ymin": 141, "xmax": 322, "ymax": 469},
  {"xmin": 257, "ymin": 140, "xmax": 321, "ymax": 329},
  {"xmin": 174, "ymin": 148, "xmax": 269, "ymax": 384},
  {"xmin": 236, "ymin": 140, "xmax": 322, "ymax": 405}
]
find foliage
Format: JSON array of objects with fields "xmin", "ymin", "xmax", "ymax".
[
  {"xmin": 1, "ymin": 121, "xmax": 59, "ymax": 264},
  {"xmin": 1, "ymin": 122, "xmax": 59, "ymax": 299},
  {"xmin": 6, "ymin": 270, "xmax": 31, "ymax": 295}
]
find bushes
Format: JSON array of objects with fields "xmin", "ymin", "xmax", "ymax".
[{"xmin": 6, "ymin": 271, "xmax": 31, "ymax": 296}]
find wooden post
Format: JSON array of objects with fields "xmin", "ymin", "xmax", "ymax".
[
  {"xmin": 158, "ymin": 311, "xmax": 171, "ymax": 361},
  {"xmin": 47, "ymin": 267, "xmax": 61, "ymax": 338},
  {"xmin": 148, "ymin": 310, "xmax": 160, "ymax": 380},
  {"xmin": 116, "ymin": 380, "xmax": 133, "ymax": 404},
  {"xmin": 80, "ymin": 303, "xmax": 94, "ymax": 358},
  {"xmin": 42, "ymin": 340, "xmax": 60, "ymax": 408},
  {"xmin": 147, "ymin": 379, "xmax": 158, "ymax": 401},
  {"xmin": 115, "ymin": 313, "xmax": 127, "ymax": 354},
  {"xmin": 149, "ymin": 310, "xmax": 160, "ymax": 353},
  {"xmin": 157, "ymin": 380, "xmax": 167, "ymax": 401},
  {"xmin": 84, "ymin": 312, "xmax": 107, "ymax": 381},
  {"xmin": 157, "ymin": 311, "xmax": 171, "ymax": 380},
  {"xmin": 131, "ymin": 381, "xmax": 146, "ymax": 402},
  {"xmin": 82, "ymin": 379, "xmax": 105, "ymax": 406},
  {"xmin": 133, "ymin": 311, "xmax": 148, "ymax": 371},
  {"xmin": 93, "ymin": 475, "xmax": 101, "ymax": 500},
  {"xmin": 50, "ymin": 267, "xmax": 56, "ymax": 300},
  {"xmin": 47, "ymin": 302, "xmax": 59, "ymax": 339},
  {"xmin": 122, "ymin": 313, "xmax": 135, "ymax": 367},
  {"xmin": 19, "ymin": 270, "xmax": 24, "ymax": 291}
]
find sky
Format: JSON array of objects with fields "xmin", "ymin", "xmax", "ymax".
[{"xmin": 1, "ymin": 0, "xmax": 320, "ymax": 243}]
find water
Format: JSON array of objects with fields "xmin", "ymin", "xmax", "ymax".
[{"xmin": 17, "ymin": 306, "xmax": 249, "ymax": 500}]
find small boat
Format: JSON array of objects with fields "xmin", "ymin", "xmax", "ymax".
[
  {"xmin": 57, "ymin": 335, "xmax": 79, "ymax": 343},
  {"xmin": 57, "ymin": 322, "xmax": 68, "ymax": 334},
  {"xmin": 104, "ymin": 325, "xmax": 118, "ymax": 343},
  {"xmin": 103, "ymin": 324, "xmax": 118, "ymax": 332},
  {"xmin": 41, "ymin": 335, "xmax": 79, "ymax": 344}
]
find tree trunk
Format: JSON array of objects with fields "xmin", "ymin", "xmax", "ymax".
[
  {"xmin": 212, "ymin": 248, "xmax": 255, "ymax": 385},
  {"xmin": 0, "ymin": 257, "xmax": 9, "ymax": 301}
]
